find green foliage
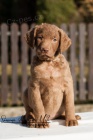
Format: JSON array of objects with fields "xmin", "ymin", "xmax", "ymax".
[
  {"xmin": 36, "ymin": 0, "xmax": 79, "ymax": 25},
  {"xmin": 74, "ymin": 0, "xmax": 93, "ymax": 23},
  {"xmin": 0, "ymin": 0, "xmax": 80, "ymax": 25}
]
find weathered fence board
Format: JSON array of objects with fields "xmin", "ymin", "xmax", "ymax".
[
  {"xmin": 88, "ymin": 23, "xmax": 93, "ymax": 100},
  {"xmin": 69, "ymin": 23, "xmax": 77, "ymax": 101},
  {"xmin": 11, "ymin": 23, "xmax": 19, "ymax": 104},
  {"xmin": 79, "ymin": 23, "xmax": 86, "ymax": 100},
  {"xmin": 21, "ymin": 24, "xmax": 28, "ymax": 95},
  {"xmin": 1, "ymin": 24, "xmax": 8, "ymax": 105},
  {"xmin": 30, "ymin": 24, "xmax": 36, "ymax": 64}
]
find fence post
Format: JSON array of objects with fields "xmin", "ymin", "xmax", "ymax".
[
  {"xmin": 69, "ymin": 23, "xmax": 77, "ymax": 101},
  {"xmin": 11, "ymin": 23, "xmax": 19, "ymax": 104},
  {"xmin": 21, "ymin": 24, "xmax": 28, "ymax": 97},
  {"xmin": 88, "ymin": 23, "xmax": 93, "ymax": 100},
  {"xmin": 30, "ymin": 24, "xmax": 36, "ymax": 64},
  {"xmin": 79, "ymin": 23, "xmax": 86, "ymax": 101},
  {"xmin": 1, "ymin": 24, "xmax": 8, "ymax": 105}
]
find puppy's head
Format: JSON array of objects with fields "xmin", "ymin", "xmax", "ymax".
[{"xmin": 25, "ymin": 23, "xmax": 71, "ymax": 61}]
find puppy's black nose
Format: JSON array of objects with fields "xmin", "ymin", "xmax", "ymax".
[{"xmin": 41, "ymin": 48, "xmax": 48, "ymax": 53}]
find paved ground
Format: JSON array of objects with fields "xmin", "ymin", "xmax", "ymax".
[
  {"xmin": 0, "ymin": 112, "xmax": 93, "ymax": 139},
  {"xmin": 0, "ymin": 104, "xmax": 93, "ymax": 117}
]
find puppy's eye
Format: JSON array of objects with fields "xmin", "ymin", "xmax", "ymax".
[
  {"xmin": 37, "ymin": 36, "xmax": 43, "ymax": 40},
  {"xmin": 53, "ymin": 38, "xmax": 57, "ymax": 42}
]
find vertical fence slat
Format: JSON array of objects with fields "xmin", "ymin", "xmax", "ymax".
[
  {"xmin": 79, "ymin": 23, "xmax": 86, "ymax": 100},
  {"xmin": 69, "ymin": 24, "xmax": 77, "ymax": 101},
  {"xmin": 11, "ymin": 23, "xmax": 18, "ymax": 104},
  {"xmin": 30, "ymin": 24, "xmax": 36, "ymax": 64},
  {"xmin": 88, "ymin": 23, "xmax": 93, "ymax": 100},
  {"xmin": 61, "ymin": 24, "xmax": 68, "ymax": 59},
  {"xmin": 21, "ymin": 24, "xmax": 28, "ymax": 95},
  {"xmin": 1, "ymin": 24, "xmax": 8, "ymax": 105}
]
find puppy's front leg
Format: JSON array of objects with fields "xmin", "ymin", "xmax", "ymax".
[
  {"xmin": 64, "ymin": 79, "xmax": 78, "ymax": 126},
  {"xmin": 28, "ymin": 81, "xmax": 49, "ymax": 128},
  {"xmin": 28, "ymin": 81, "xmax": 45, "ymax": 120}
]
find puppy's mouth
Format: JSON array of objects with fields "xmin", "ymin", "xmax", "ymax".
[
  {"xmin": 37, "ymin": 54, "xmax": 53, "ymax": 61},
  {"xmin": 36, "ymin": 49, "xmax": 55, "ymax": 61}
]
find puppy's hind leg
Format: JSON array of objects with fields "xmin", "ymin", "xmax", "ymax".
[{"xmin": 56, "ymin": 111, "xmax": 81, "ymax": 120}]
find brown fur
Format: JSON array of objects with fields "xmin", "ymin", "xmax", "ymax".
[{"xmin": 22, "ymin": 23, "xmax": 81, "ymax": 128}]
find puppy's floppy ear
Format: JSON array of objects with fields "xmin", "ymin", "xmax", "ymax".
[
  {"xmin": 58, "ymin": 29, "xmax": 71, "ymax": 53},
  {"xmin": 25, "ymin": 26, "xmax": 38, "ymax": 48}
]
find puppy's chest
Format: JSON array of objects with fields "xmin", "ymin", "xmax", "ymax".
[{"xmin": 34, "ymin": 62, "xmax": 65, "ymax": 80}]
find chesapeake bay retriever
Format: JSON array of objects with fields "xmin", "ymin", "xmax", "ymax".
[{"xmin": 22, "ymin": 23, "xmax": 81, "ymax": 128}]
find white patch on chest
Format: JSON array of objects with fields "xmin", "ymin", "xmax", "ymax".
[
  {"xmin": 35, "ymin": 62, "xmax": 62, "ymax": 79},
  {"xmin": 47, "ymin": 65, "xmax": 61, "ymax": 78}
]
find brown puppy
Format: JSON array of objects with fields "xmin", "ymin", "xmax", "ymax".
[{"xmin": 22, "ymin": 23, "xmax": 80, "ymax": 128}]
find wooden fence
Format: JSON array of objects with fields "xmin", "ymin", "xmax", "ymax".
[{"xmin": 0, "ymin": 23, "xmax": 93, "ymax": 106}]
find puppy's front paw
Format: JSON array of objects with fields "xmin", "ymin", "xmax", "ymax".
[
  {"xmin": 27, "ymin": 114, "xmax": 50, "ymax": 128},
  {"xmin": 65, "ymin": 119, "xmax": 78, "ymax": 126},
  {"xmin": 27, "ymin": 119, "xmax": 49, "ymax": 128},
  {"xmin": 38, "ymin": 122, "xmax": 49, "ymax": 128},
  {"xmin": 27, "ymin": 119, "xmax": 36, "ymax": 128}
]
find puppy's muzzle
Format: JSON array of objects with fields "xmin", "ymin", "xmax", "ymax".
[{"xmin": 40, "ymin": 47, "xmax": 49, "ymax": 54}]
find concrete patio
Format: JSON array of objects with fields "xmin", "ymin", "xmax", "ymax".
[{"xmin": 0, "ymin": 112, "xmax": 93, "ymax": 140}]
